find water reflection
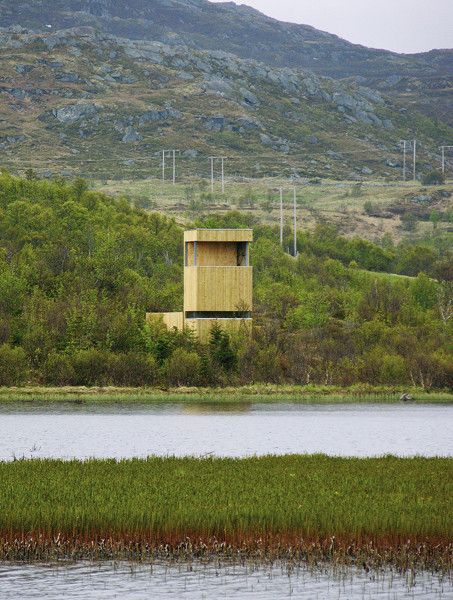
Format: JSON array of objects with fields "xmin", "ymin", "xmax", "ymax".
[
  {"xmin": 183, "ymin": 402, "xmax": 252, "ymax": 414},
  {"xmin": 0, "ymin": 561, "xmax": 450, "ymax": 599},
  {"xmin": 0, "ymin": 403, "xmax": 452, "ymax": 460}
]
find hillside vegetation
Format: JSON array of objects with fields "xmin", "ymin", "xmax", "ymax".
[
  {"xmin": 96, "ymin": 178, "xmax": 453, "ymax": 244},
  {"xmin": 0, "ymin": 173, "xmax": 451, "ymax": 389},
  {"xmin": 0, "ymin": 25, "xmax": 452, "ymax": 180},
  {"xmin": 1, "ymin": 0, "xmax": 451, "ymax": 129}
]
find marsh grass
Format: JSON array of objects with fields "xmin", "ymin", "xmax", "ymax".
[
  {"xmin": 0, "ymin": 385, "xmax": 451, "ymax": 405},
  {"xmin": 1, "ymin": 456, "xmax": 452, "ymax": 570}
]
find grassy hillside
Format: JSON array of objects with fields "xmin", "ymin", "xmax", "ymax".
[
  {"xmin": 0, "ymin": 27, "xmax": 452, "ymax": 180},
  {"xmin": 0, "ymin": 172, "xmax": 451, "ymax": 389},
  {"xmin": 95, "ymin": 178, "xmax": 453, "ymax": 244}
]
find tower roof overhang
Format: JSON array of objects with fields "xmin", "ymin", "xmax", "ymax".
[{"xmin": 184, "ymin": 229, "xmax": 253, "ymax": 243}]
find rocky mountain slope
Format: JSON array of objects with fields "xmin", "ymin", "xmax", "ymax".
[
  {"xmin": 1, "ymin": 0, "xmax": 451, "ymax": 127},
  {"xmin": 0, "ymin": 26, "xmax": 451, "ymax": 180}
]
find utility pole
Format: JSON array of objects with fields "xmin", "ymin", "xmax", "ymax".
[
  {"xmin": 162, "ymin": 150, "xmax": 167, "ymax": 182},
  {"xmin": 172, "ymin": 149, "xmax": 179, "ymax": 185},
  {"xmin": 400, "ymin": 140, "xmax": 408, "ymax": 181},
  {"xmin": 162, "ymin": 149, "xmax": 178, "ymax": 183},
  {"xmin": 209, "ymin": 156, "xmax": 215, "ymax": 194},
  {"xmin": 440, "ymin": 146, "xmax": 453, "ymax": 176},
  {"xmin": 209, "ymin": 157, "xmax": 228, "ymax": 194},
  {"xmin": 413, "ymin": 139, "xmax": 417, "ymax": 182},
  {"xmin": 221, "ymin": 157, "xmax": 225, "ymax": 194},
  {"xmin": 293, "ymin": 187, "xmax": 298, "ymax": 258},
  {"xmin": 279, "ymin": 188, "xmax": 284, "ymax": 246}
]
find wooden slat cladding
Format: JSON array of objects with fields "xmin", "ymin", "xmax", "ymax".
[
  {"xmin": 146, "ymin": 312, "xmax": 184, "ymax": 330},
  {"xmin": 187, "ymin": 242, "xmax": 237, "ymax": 266},
  {"xmin": 184, "ymin": 266, "xmax": 253, "ymax": 312}
]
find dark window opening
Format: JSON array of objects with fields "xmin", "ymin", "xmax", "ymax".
[{"xmin": 186, "ymin": 311, "xmax": 252, "ymax": 319}]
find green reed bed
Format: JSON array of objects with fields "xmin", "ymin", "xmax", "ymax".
[
  {"xmin": 0, "ymin": 456, "xmax": 452, "ymax": 570},
  {"xmin": 0, "ymin": 385, "xmax": 451, "ymax": 405}
]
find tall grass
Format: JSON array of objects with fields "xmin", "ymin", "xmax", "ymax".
[
  {"xmin": 0, "ymin": 385, "xmax": 451, "ymax": 405},
  {"xmin": 0, "ymin": 456, "xmax": 451, "ymax": 568}
]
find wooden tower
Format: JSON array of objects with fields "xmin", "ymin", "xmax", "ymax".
[{"xmin": 147, "ymin": 229, "xmax": 253, "ymax": 342}]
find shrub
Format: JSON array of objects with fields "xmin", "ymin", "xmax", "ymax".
[
  {"xmin": 379, "ymin": 354, "xmax": 408, "ymax": 384},
  {"xmin": 43, "ymin": 352, "xmax": 76, "ymax": 386},
  {"xmin": 71, "ymin": 348, "xmax": 111, "ymax": 386},
  {"xmin": 0, "ymin": 344, "xmax": 28, "ymax": 386},
  {"xmin": 421, "ymin": 171, "xmax": 445, "ymax": 186},
  {"xmin": 400, "ymin": 212, "xmax": 418, "ymax": 232},
  {"xmin": 351, "ymin": 183, "xmax": 363, "ymax": 198},
  {"xmin": 165, "ymin": 348, "xmax": 202, "ymax": 387},
  {"xmin": 251, "ymin": 345, "xmax": 284, "ymax": 383},
  {"xmin": 109, "ymin": 353, "xmax": 158, "ymax": 386}
]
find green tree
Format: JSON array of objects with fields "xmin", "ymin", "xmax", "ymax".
[{"xmin": 209, "ymin": 324, "xmax": 237, "ymax": 373}]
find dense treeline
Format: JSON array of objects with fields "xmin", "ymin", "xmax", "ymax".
[{"xmin": 0, "ymin": 172, "xmax": 451, "ymax": 389}]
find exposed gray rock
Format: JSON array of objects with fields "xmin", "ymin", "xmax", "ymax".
[
  {"xmin": 56, "ymin": 72, "xmax": 81, "ymax": 83},
  {"xmin": 178, "ymin": 71, "xmax": 194, "ymax": 81},
  {"xmin": 411, "ymin": 194, "xmax": 432, "ymax": 204},
  {"xmin": 183, "ymin": 149, "xmax": 199, "ymax": 158},
  {"xmin": 122, "ymin": 126, "xmax": 142, "ymax": 143},
  {"xmin": 53, "ymin": 103, "xmax": 99, "ymax": 124},
  {"xmin": 7, "ymin": 88, "xmax": 26, "ymax": 100},
  {"xmin": 383, "ymin": 75, "xmax": 403, "ymax": 88},
  {"xmin": 15, "ymin": 64, "xmax": 34, "ymax": 74},
  {"xmin": 235, "ymin": 117, "xmax": 262, "ymax": 131},
  {"xmin": 333, "ymin": 92, "xmax": 358, "ymax": 111},
  {"xmin": 361, "ymin": 167, "xmax": 373, "ymax": 175},
  {"xmin": 240, "ymin": 87, "xmax": 259, "ymax": 107},
  {"xmin": 302, "ymin": 74, "xmax": 322, "ymax": 97},
  {"xmin": 356, "ymin": 110, "xmax": 382, "ymax": 127},
  {"xmin": 358, "ymin": 86, "xmax": 384, "ymax": 105},
  {"xmin": 202, "ymin": 76, "xmax": 235, "ymax": 98},
  {"xmin": 203, "ymin": 115, "xmax": 226, "ymax": 132},
  {"xmin": 110, "ymin": 72, "xmax": 137, "ymax": 84},
  {"xmin": 2, "ymin": 135, "xmax": 26, "ymax": 145},
  {"xmin": 139, "ymin": 107, "xmax": 181, "ymax": 125}
]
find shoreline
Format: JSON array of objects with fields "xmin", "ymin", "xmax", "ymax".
[
  {"xmin": 1, "ymin": 534, "xmax": 451, "ymax": 572},
  {"xmin": 0, "ymin": 385, "xmax": 451, "ymax": 404}
]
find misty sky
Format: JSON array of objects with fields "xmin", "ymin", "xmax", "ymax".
[{"xmin": 210, "ymin": 0, "xmax": 453, "ymax": 53}]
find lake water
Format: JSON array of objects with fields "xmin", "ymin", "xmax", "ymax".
[
  {"xmin": 1, "ymin": 561, "xmax": 451, "ymax": 599},
  {"xmin": 0, "ymin": 403, "xmax": 452, "ymax": 460},
  {"xmin": 2, "ymin": 402, "xmax": 452, "ymax": 598}
]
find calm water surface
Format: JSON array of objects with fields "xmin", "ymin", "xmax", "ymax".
[
  {"xmin": 0, "ymin": 403, "xmax": 452, "ymax": 459},
  {"xmin": 0, "ymin": 562, "xmax": 451, "ymax": 600}
]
